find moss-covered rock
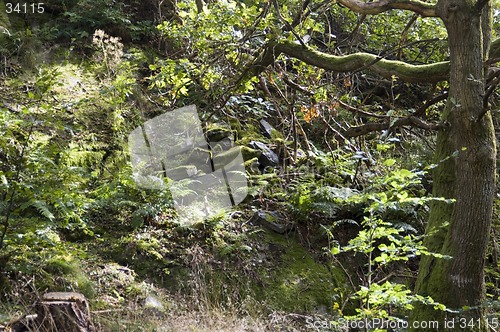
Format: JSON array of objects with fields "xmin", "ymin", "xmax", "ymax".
[
  {"xmin": 241, "ymin": 146, "xmax": 261, "ymax": 161},
  {"xmin": 205, "ymin": 126, "xmax": 233, "ymax": 142}
]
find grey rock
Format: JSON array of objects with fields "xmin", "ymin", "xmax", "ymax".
[
  {"xmin": 250, "ymin": 210, "xmax": 293, "ymax": 234},
  {"xmin": 259, "ymin": 119, "xmax": 275, "ymax": 139},
  {"xmin": 165, "ymin": 165, "xmax": 198, "ymax": 180},
  {"xmin": 249, "ymin": 141, "xmax": 279, "ymax": 168},
  {"xmin": 206, "ymin": 127, "xmax": 232, "ymax": 142}
]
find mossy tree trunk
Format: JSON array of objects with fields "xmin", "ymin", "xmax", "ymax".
[
  {"xmin": 241, "ymin": 0, "xmax": 496, "ymax": 327},
  {"xmin": 410, "ymin": 0, "xmax": 495, "ymax": 330}
]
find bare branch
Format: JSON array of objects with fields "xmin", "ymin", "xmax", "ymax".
[
  {"xmin": 477, "ymin": 67, "xmax": 500, "ymax": 121},
  {"xmin": 335, "ymin": 99, "xmax": 388, "ymax": 119},
  {"xmin": 283, "ymin": 75, "xmax": 314, "ymax": 95},
  {"xmin": 239, "ymin": 2, "xmax": 271, "ymax": 44},
  {"xmin": 398, "ymin": 14, "xmax": 419, "ymax": 59},
  {"xmin": 337, "ymin": 0, "xmax": 438, "ymax": 17},
  {"xmin": 272, "ymin": 0, "xmax": 307, "ymax": 48},
  {"xmin": 291, "ymin": 0, "xmax": 312, "ymax": 28},
  {"xmin": 341, "ymin": 116, "xmax": 446, "ymax": 138},
  {"xmin": 413, "ymin": 92, "xmax": 448, "ymax": 117},
  {"xmin": 489, "ymin": 38, "xmax": 500, "ymax": 59},
  {"xmin": 282, "ymin": 77, "xmax": 391, "ymax": 119}
]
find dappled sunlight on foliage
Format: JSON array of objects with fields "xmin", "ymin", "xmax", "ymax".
[{"xmin": 1, "ymin": 0, "xmax": 500, "ymax": 330}]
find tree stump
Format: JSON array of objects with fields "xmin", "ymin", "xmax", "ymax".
[{"xmin": 34, "ymin": 292, "xmax": 94, "ymax": 332}]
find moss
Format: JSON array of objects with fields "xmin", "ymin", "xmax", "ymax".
[
  {"xmin": 252, "ymin": 231, "xmax": 345, "ymax": 313},
  {"xmin": 235, "ymin": 123, "xmax": 266, "ymax": 145},
  {"xmin": 274, "ymin": 40, "xmax": 450, "ymax": 83},
  {"xmin": 43, "ymin": 255, "xmax": 96, "ymax": 299},
  {"xmin": 45, "ymin": 255, "xmax": 80, "ymax": 275},
  {"xmin": 241, "ymin": 146, "xmax": 261, "ymax": 161},
  {"xmin": 0, "ymin": 1, "xmax": 10, "ymax": 35},
  {"xmin": 158, "ymin": 228, "xmax": 346, "ymax": 315},
  {"xmin": 205, "ymin": 126, "xmax": 233, "ymax": 142}
]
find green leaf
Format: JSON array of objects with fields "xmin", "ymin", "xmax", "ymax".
[
  {"xmin": 383, "ymin": 159, "xmax": 396, "ymax": 167},
  {"xmin": 331, "ymin": 246, "xmax": 341, "ymax": 255}
]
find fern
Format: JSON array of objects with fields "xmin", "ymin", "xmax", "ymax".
[
  {"xmin": 311, "ymin": 201, "xmax": 340, "ymax": 217},
  {"xmin": 20, "ymin": 199, "xmax": 55, "ymax": 221},
  {"xmin": 313, "ymin": 186, "xmax": 359, "ymax": 202},
  {"xmin": 62, "ymin": 143, "xmax": 106, "ymax": 168}
]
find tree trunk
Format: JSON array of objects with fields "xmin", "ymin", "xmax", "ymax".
[
  {"xmin": 411, "ymin": 0, "xmax": 495, "ymax": 330},
  {"xmin": 34, "ymin": 292, "xmax": 94, "ymax": 332}
]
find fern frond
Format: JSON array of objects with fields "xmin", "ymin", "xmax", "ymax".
[
  {"xmin": 20, "ymin": 199, "xmax": 55, "ymax": 221},
  {"xmin": 62, "ymin": 143, "xmax": 106, "ymax": 167},
  {"xmin": 311, "ymin": 201, "xmax": 340, "ymax": 217}
]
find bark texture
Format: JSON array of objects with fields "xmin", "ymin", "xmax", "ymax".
[
  {"xmin": 336, "ymin": 0, "xmax": 437, "ymax": 16},
  {"xmin": 35, "ymin": 292, "xmax": 94, "ymax": 332},
  {"xmin": 411, "ymin": 0, "xmax": 495, "ymax": 330}
]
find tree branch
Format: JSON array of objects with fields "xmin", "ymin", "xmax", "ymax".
[
  {"xmin": 341, "ymin": 116, "xmax": 446, "ymax": 138},
  {"xmin": 272, "ymin": 0, "xmax": 307, "ymax": 48},
  {"xmin": 413, "ymin": 92, "xmax": 448, "ymax": 117},
  {"xmin": 236, "ymin": 35, "xmax": 500, "ymax": 88},
  {"xmin": 273, "ymin": 40, "xmax": 450, "ymax": 83},
  {"xmin": 477, "ymin": 67, "xmax": 500, "ymax": 121},
  {"xmin": 281, "ymin": 76, "xmax": 390, "ymax": 119},
  {"xmin": 335, "ymin": 99, "xmax": 388, "ymax": 119},
  {"xmin": 291, "ymin": 0, "xmax": 311, "ymax": 28},
  {"xmin": 398, "ymin": 14, "xmax": 419, "ymax": 59},
  {"xmin": 337, "ymin": 0, "xmax": 438, "ymax": 17}
]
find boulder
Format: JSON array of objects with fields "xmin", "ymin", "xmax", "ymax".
[
  {"xmin": 205, "ymin": 127, "xmax": 233, "ymax": 142},
  {"xmin": 165, "ymin": 165, "xmax": 199, "ymax": 180}
]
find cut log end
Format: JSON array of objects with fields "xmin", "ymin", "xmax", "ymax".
[{"xmin": 34, "ymin": 292, "xmax": 94, "ymax": 332}]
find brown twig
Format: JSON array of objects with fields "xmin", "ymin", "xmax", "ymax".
[
  {"xmin": 271, "ymin": 0, "xmax": 308, "ymax": 48},
  {"xmin": 341, "ymin": 115, "xmax": 446, "ymax": 138},
  {"xmin": 398, "ymin": 14, "xmax": 419, "ymax": 60},
  {"xmin": 335, "ymin": 99, "xmax": 388, "ymax": 119},
  {"xmin": 412, "ymin": 92, "xmax": 448, "ymax": 117}
]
